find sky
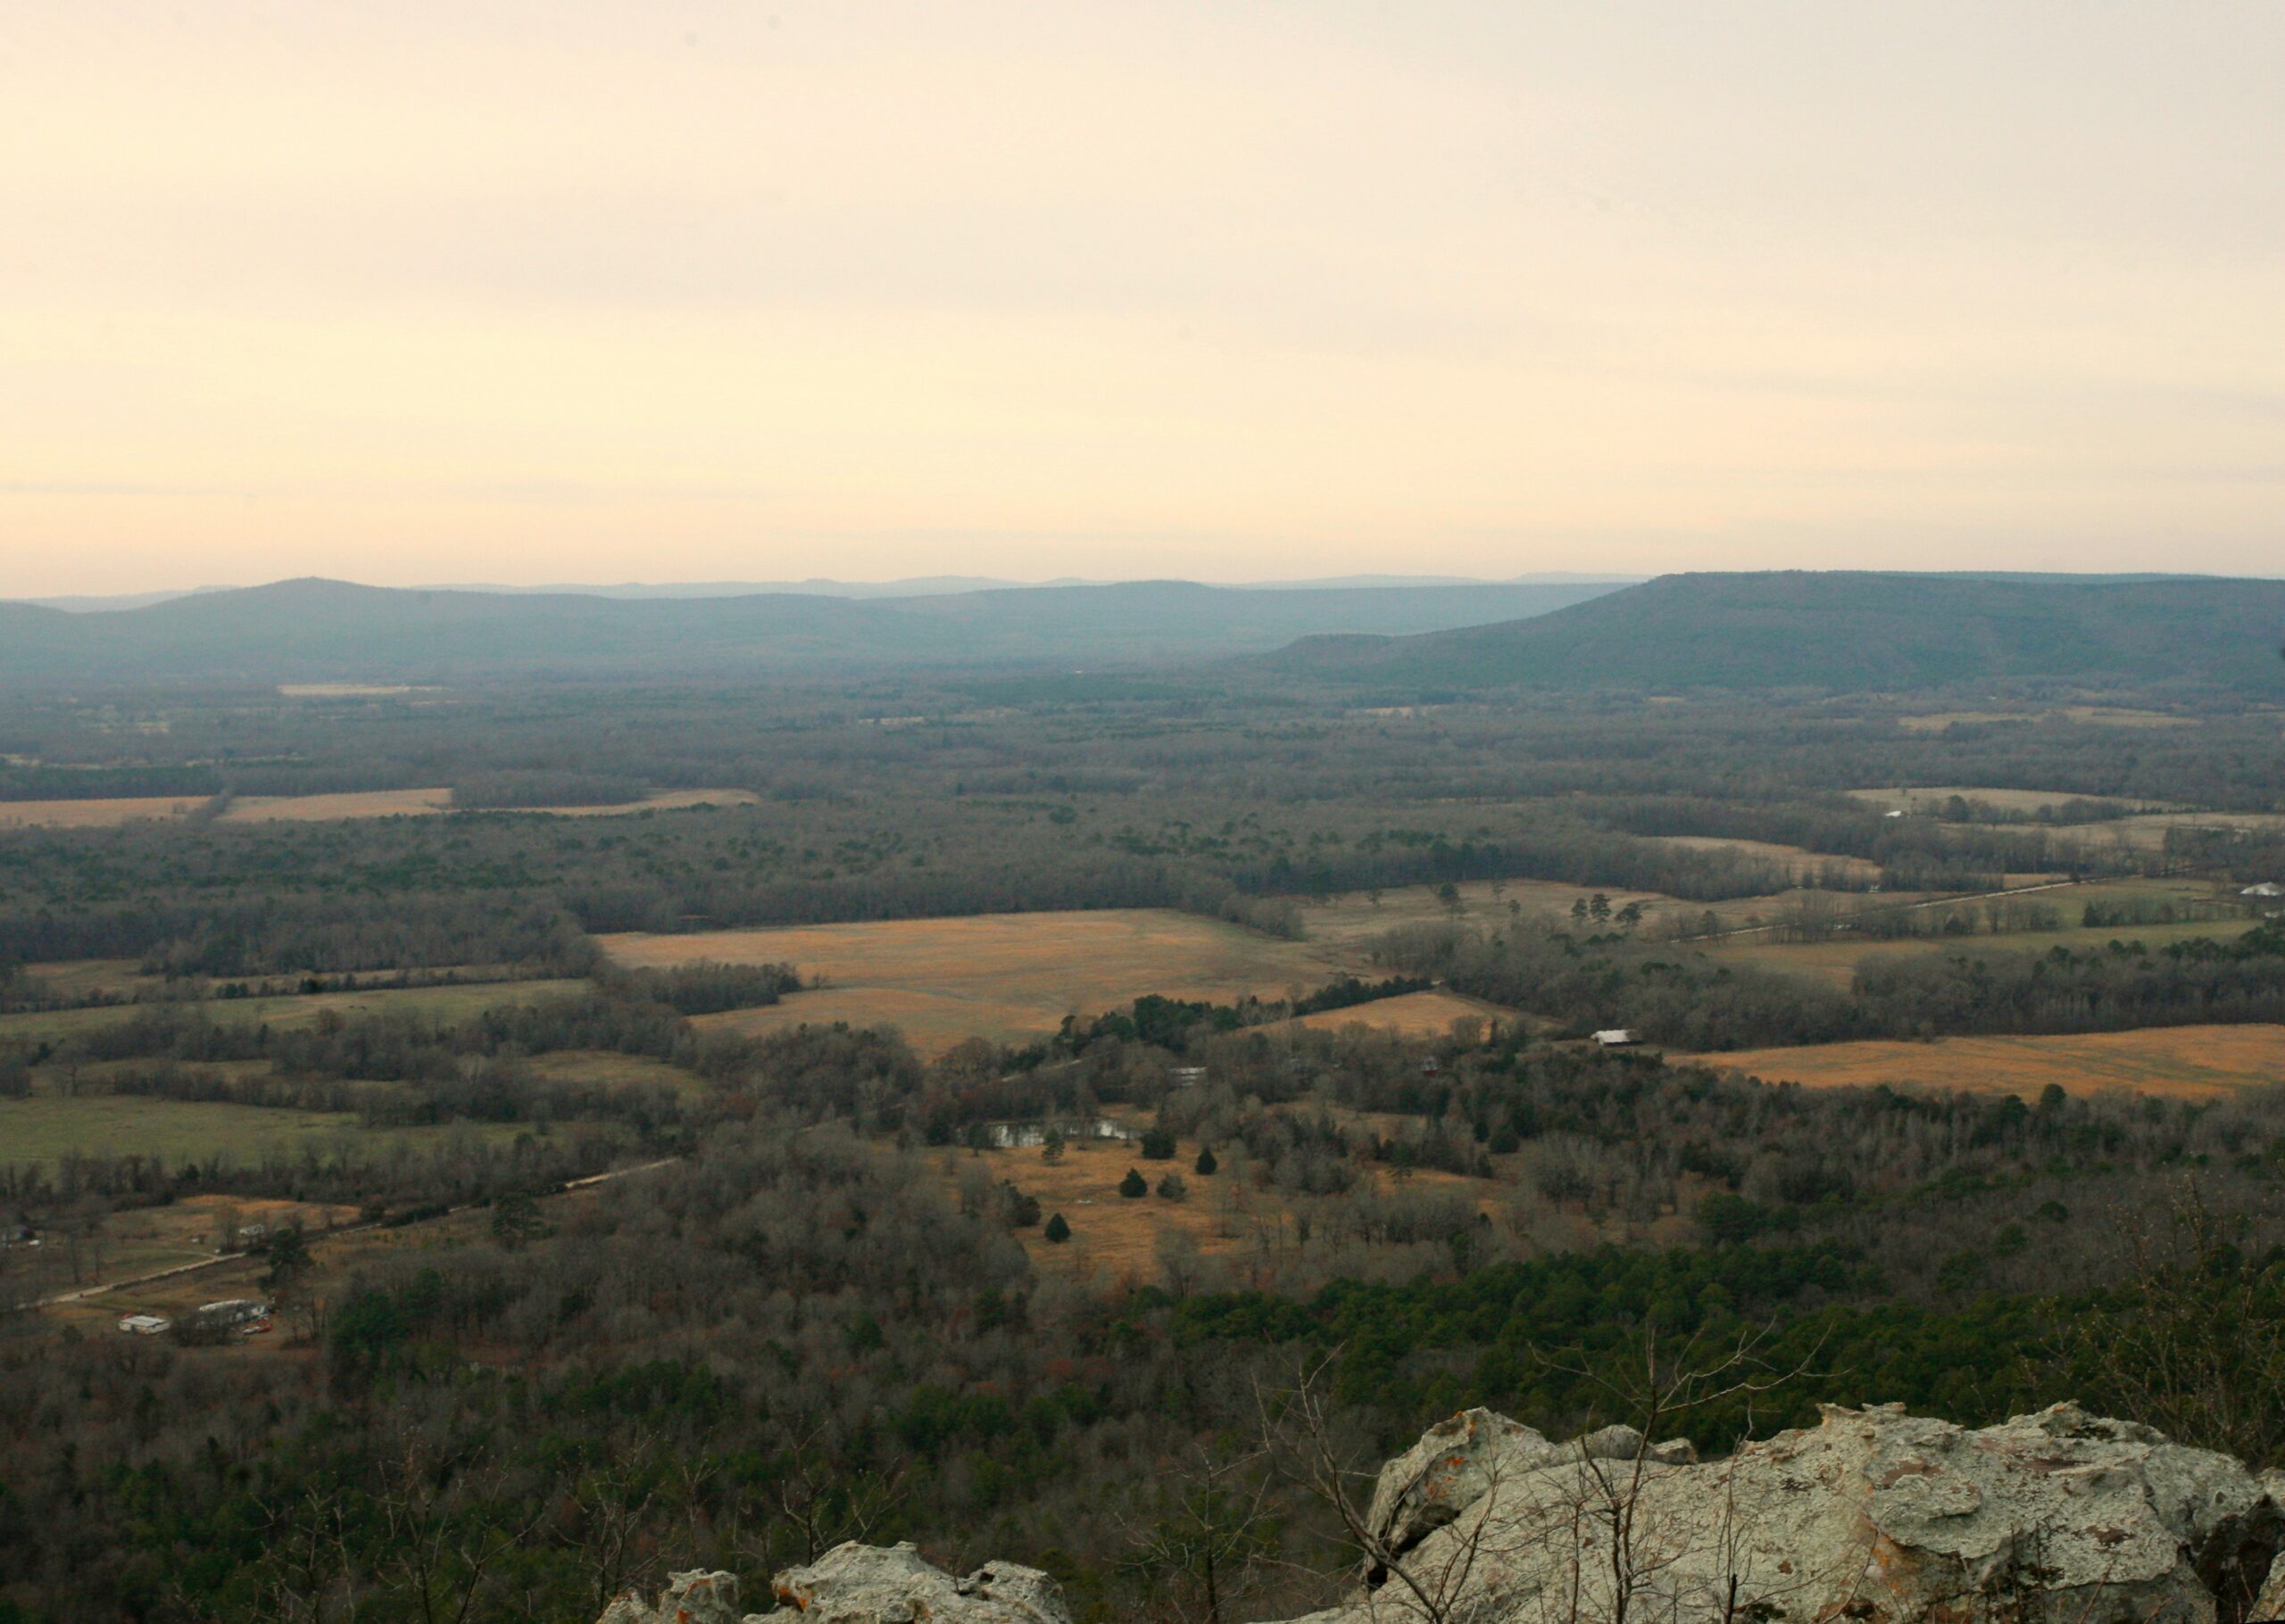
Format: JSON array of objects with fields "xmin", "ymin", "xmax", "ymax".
[{"xmin": 2, "ymin": 2, "xmax": 2281, "ymax": 595}]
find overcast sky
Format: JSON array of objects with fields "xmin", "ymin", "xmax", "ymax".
[{"xmin": 3, "ymin": 1, "xmax": 2281, "ymax": 594}]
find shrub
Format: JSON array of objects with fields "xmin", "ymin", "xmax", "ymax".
[{"xmin": 1118, "ymin": 1168, "xmax": 1148, "ymax": 1198}]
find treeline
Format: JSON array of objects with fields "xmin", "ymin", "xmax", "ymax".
[
  {"xmin": 602, "ymin": 960, "xmax": 801, "ymax": 1015},
  {"xmin": 1759, "ymin": 892, "xmax": 2066, "ymax": 943},
  {"xmin": 0, "ymin": 1121, "xmax": 633, "ymax": 1215},
  {"xmin": 0, "ymin": 762, "xmax": 226, "ymax": 800},
  {"xmin": 37, "ymin": 989, "xmax": 705, "ymax": 1079},
  {"xmin": 0, "ymin": 894, "xmax": 594, "ymax": 978},
  {"xmin": 1380, "ymin": 915, "xmax": 2285, "ymax": 1050}
]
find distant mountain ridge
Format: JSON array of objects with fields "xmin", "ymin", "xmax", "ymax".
[
  {"xmin": 15, "ymin": 571, "xmax": 1643, "ymax": 611},
  {"xmin": 1256, "ymin": 571, "xmax": 2285, "ymax": 695},
  {"xmin": 0, "ymin": 576, "xmax": 1623, "ymax": 688}
]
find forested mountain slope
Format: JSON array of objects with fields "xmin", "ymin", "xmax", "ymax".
[
  {"xmin": 0, "ymin": 577, "xmax": 1618, "ymax": 687},
  {"xmin": 1257, "ymin": 571, "xmax": 2285, "ymax": 694}
]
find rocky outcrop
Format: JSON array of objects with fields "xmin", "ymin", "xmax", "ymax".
[
  {"xmin": 597, "ymin": 1569, "xmax": 755, "ymax": 1624},
  {"xmin": 1316, "ymin": 1402, "xmax": 2283, "ymax": 1624},
  {"xmin": 598, "ymin": 1544, "xmax": 1070, "ymax": 1624},
  {"xmin": 772, "ymin": 1542, "xmax": 1069, "ymax": 1623},
  {"xmin": 595, "ymin": 1405, "xmax": 2284, "ymax": 1624}
]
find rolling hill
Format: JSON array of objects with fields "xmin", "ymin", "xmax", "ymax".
[
  {"xmin": 0, "ymin": 577, "xmax": 1621, "ymax": 688},
  {"xmin": 1254, "ymin": 572, "xmax": 2285, "ymax": 695}
]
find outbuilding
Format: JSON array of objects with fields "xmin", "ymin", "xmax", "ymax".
[
  {"xmin": 117, "ymin": 1314, "xmax": 171, "ymax": 1336},
  {"xmin": 1591, "ymin": 1029, "xmax": 1642, "ymax": 1048}
]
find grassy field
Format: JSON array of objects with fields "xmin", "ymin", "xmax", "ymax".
[
  {"xmin": 0, "ymin": 978, "xmax": 585, "ymax": 1047},
  {"xmin": 2038, "ymin": 809, "xmax": 2285, "ymax": 855},
  {"xmin": 1290, "ymin": 988, "xmax": 1515, "ymax": 1039},
  {"xmin": 1683, "ymin": 1023, "xmax": 2285, "ymax": 1101},
  {"xmin": 608, "ymin": 909, "xmax": 1360, "ymax": 1058},
  {"xmin": 1300, "ymin": 878, "xmax": 1684, "ymax": 952},
  {"xmin": 220, "ymin": 788, "xmax": 452, "ymax": 820},
  {"xmin": 1893, "ymin": 711, "xmax": 2040, "ymax": 733},
  {"xmin": 1646, "ymin": 834, "xmax": 1881, "ymax": 882},
  {"xmin": 522, "ymin": 1050, "xmax": 709, "ymax": 1098},
  {"xmin": 0, "ymin": 1094, "xmax": 533, "ymax": 1176},
  {"xmin": 0, "ymin": 796, "xmax": 209, "ymax": 829},
  {"xmin": 1703, "ymin": 879, "xmax": 2259, "ymax": 988}
]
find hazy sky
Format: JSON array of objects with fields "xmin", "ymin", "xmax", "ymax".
[{"xmin": 4, "ymin": 2, "xmax": 2281, "ymax": 594}]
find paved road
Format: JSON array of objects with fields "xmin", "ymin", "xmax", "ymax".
[{"xmin": 22, "ymin": 1155, "xmax": 681, "ymax": 1311}]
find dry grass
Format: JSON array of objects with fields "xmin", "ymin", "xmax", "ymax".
[
  {"xmin": 692, "ymin": 988, "xmax": 1067, "ymax": 1056},
  {"xmin": 0, "ymin": 796, "xmax": 209, "ymax": 829},
  {"xmin": 605, "ymin": 909, "xmax": 1357, "ymax": 1058},
  {"xmin": 1683, "ymin": 1024, "xmax": 2285, "ymax": 1102},
  {"xmin": 1301, "ymin": 879, "xmax": 1683, "ymax": 952},
  {"xmin": 220, "ymin": 788, "xmax": 453, "ymax": 821},
  {"xmin": 541, "ymin": 788, "xmax": 760, "ymax": 816},
  {"xmin": 1290, "ymin": 989, "xmax": 1514, "ymax": 1039},
  {"xmin": 1895, "ymin": 711, "xmax": 2040, "ymax": 733},
  {"xmin": 2040, "ymin": 809, "xmax": 2285, "ymax": 855},
  {"xmin": 1647, "ymin": 835, "xmax": 1881, "ymax": 882},
  {"xmin": 522, "ymin": 1050, "xmax": 710, "ymax": 1098},
  {"xmin": 20, "ymin": 958, "xmax": 175, "ymax": 1003}
]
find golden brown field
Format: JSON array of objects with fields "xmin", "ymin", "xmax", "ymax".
[
  {"xmin": 607, "ymin": 908, "xmax": 1359, "ymax": 1058},
  {"xmin": 543, "ymin": 788, "xmax": 760, "ymax": 816},
  {"xmin": 220, "ymin": 788, "xmax": 453, "ymax": 821},
  {"xmin": 1290, "ymin": 988, "xmax": 1514, "ymax": 1039},
  {"xmin": 0, "ymin": 796, "xmax": 209, "ymax": 828},
  {"xmin": 1683, "ymin": 1024, "xmax": 2285, "ymax": 1101}
]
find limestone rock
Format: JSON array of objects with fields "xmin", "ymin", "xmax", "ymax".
[
  {"xmin": 1575, "ymin": 1422, "xmax": 1699, "ymax": 1465},
  {"xmin": 596, "ymin": 1570, "xmax": 755, "ymax": 1624},
  {"xmin": 771, "ymin": 1540, "xmax": 1070, "ymax": 1624},
  {"xmin": 1364, "ymin": 1405, "xmax": 1562, "ymax": 1560},
  {"xmin": 590, "ymin": 1407, "xmax": 2285, "ymax": 1624},
  {"xmin": 1311, "ymin": 1402, "xmax": 2285, "ymax": 1624}
]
